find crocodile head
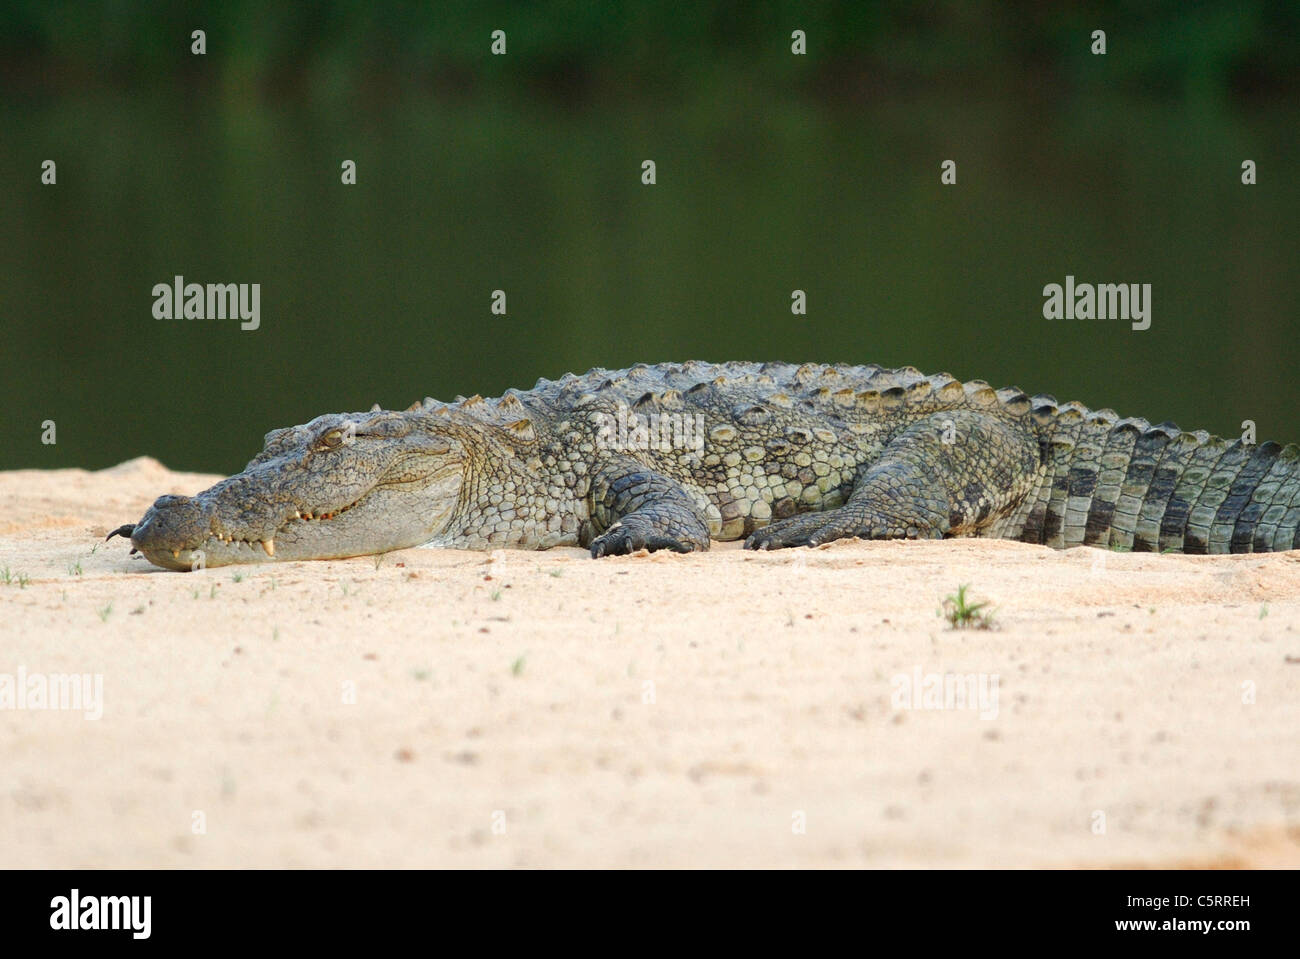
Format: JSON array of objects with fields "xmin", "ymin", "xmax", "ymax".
[{"xmin": 122, "ymin": 410, "xmax": 467, "ymax": 571}]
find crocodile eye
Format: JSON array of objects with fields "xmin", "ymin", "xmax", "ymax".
[{"xmin": 318, "ymin": 428, "xmax": 346, "ymax": 450}]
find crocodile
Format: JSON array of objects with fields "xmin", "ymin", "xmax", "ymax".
[{"xmin": 108, "ymin": 361, "xmax": 1300, "ymax": 571}]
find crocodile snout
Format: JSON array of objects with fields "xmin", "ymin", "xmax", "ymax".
[{"xmin": 129, "ymin": 494, "xmax": 209, "ymax": 553}]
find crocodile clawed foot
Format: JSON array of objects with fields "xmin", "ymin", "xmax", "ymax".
[
  {"xmin": 744, "ymin": 513, "xmax": 832, "ymax": 550},
  {"xmin": 590, "ymin": 519, "xmax": 695, "ymax": 558}
]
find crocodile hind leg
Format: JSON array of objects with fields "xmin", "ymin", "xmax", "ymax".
[
  {"xmin": 745, "ymin": 409, "xmax": 1043, "ymax": 550},
  {"xmin": 587, "ymin": 464, "xmax": 711, "ymax": 557}
]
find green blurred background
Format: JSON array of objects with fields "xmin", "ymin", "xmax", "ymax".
[{"xmin": 2, "ymin": 1, "xmax": 1297, "ymax": 472}]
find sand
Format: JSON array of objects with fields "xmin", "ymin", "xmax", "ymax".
[{"xmin": 1, "ymin": 456, "xmax": 1298, "ymax": 868}]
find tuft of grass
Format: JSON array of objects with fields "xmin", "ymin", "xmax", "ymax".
[
  {"xmin": 231, "ymin": 572, "xmax": 243, "ymax": 583},
  {"xmin": 548, "ymin": 568, "xmax": 564, "ymax": 578},
  {"xmin": 941, "ymin": 584, "xmax": 995, "ymax": 630},
  {"xmin": 97, "ymin": 602, "xmax": 113, "ymax": 622},
  {"xmin": 67, "ymin": 562, "xmax": 82, "ymax": 577},
  {"xmin": 511, "ymin": 655, "xmax": 526, "ymax": 676},
  {"xmin": 491, "ymin": 589, "xmax": 503, "ymax": 601}
]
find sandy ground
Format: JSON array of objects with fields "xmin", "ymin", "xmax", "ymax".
[{"xmin": 1, "ymin": 457, "xmax": 1299, "ymax": 869}]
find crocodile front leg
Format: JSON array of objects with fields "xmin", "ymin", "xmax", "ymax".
[
  {"xmin": 587, "ymin": 463, "xmax": 711, "ymax": 557},
  {"xmin": 745, "ymin": 409, "xmax": 1043, "ymax": 550}
]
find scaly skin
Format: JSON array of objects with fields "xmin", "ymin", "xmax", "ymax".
[{"xmin": 110, "ymin": 362, "xmax": 1300, "ymax": 570}]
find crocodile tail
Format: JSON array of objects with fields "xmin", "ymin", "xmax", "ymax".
[{"xmin": 1016, "ymin": 407, "xmax": 1300, "ymax": 554}]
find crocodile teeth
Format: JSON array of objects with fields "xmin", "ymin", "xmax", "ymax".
[{"xmin": 261, "ymin": 539, "xmax": 275, "ymax": 557}]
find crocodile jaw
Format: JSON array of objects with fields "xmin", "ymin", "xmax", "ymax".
[
  {"xmin": 131, "ymin": 465, "xmax": 462, "ymax": 570},
  {"xmin": 126, "ymin": 414, "xmax": 466, "ymax": 570}
]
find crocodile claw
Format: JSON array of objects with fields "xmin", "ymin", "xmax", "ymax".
[{"xmin": 590, "ymin": 521, "xmax": 691, "ymax": 558}]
